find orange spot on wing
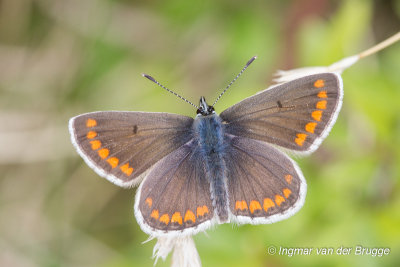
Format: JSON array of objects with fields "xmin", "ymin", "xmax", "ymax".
[
  {"xmin": 283, "ymin": 188, "xmax": 292, "ymax": 198},
  {"xmin": 86, "ymin": 118, "xmax": 97, "ymax": 128},
  {"xmin": 150, "ymin": 209, "xmax": 159, "ymax": 220},
  {"xmin": 120, "ymin": 163, "xmax": 134, "ymax": 176},
  {"xmin": 184, "ymin": 210, "xmax": 196, "ymax": 223},
  {"xmin": 197, "ymin": 205, "xmax": 209, "ymax": 217},
  {"xmin": 235, "ymin": 200, "xmax": 248, "ymax": 211},
  {"xmin": 90, "ymin": 140, "xmax": 101, "ymax": 150},
  {"xmin": 145, "ymin": 198, "xmax": 152, "ymax": 208},
  {"xmin": 314, "ymin": 79, "xmax": 325, "ymax": 88},
  {"xmin": 171, "ymin": 212, "xmax": 183, "ymax": 225},
  {"xmin": 318, "ymin": 90, "xmax": 328, "ymax": 98},
  {"xmin": 159, "ymin": 214, "xmax": 169, "ymax": 225},
  {"xmin": 235, "ymin": 201, "xmax": 240, "ymax": 210},
  {"xmin": 316, "ymin": 100, "xmax": 327, "ymax": 110},
  {"xmin": 98, "ymin": 148, "xmax": 109, "ymax": 159},
  {"xmin": 295, "ymin": 133, "xmax": 307, "ymax": 146},
  {"xmin": 311, "ymin": 110, "xmax": 323, "ymax": 121},
  {"xmin": 202, "ymin": 205, "xmax": 209, "ymax": 215},
  {"xmin": 305, "ymin": 122, "xmax": 317, "ymax": 133},
  {"xmin": 285, "ymin": 174, "xmax": 293, "ymax": 184},
  {"xmin": 275, "ymin": 195, "xmax": 285, "ymax": 206},
  {"xmin": 249, "ymin": 200, "xmax": 262, "ymax": 214},
  {"xmin": 87, "ymin": 131, "xmax": 97, "ymax": 139},
  {"xmin": 106, "ymin": 157, "xmax": 119, "ymax": 168},
  {"xmin": 263, "ymin": 198, "xmax": 275, "ymax": 212}
]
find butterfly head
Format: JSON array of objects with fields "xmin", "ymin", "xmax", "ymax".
[{"xmin": 197, "ymin": 96, "xmax": 215, "ymax": 116}]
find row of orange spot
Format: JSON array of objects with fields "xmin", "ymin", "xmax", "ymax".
[
  {"xmin": 145, "ymin": 197, "xmax": 209, "ymax": 225},
  {"xmin": 234, "ymin": 174, "xmax": 293, "ymax": 213},
  {"xmin": 85, "ymin": 118, "xmax": 134, "ymax": 176},
  {"xmin": 144, "ymin": 174, "xmax": 293, "ymax": 225},
  {"xmin": 295, "ymin": 79, "xmax": 328, "ymax": 147},
  {"xmin": 235, "ymin": 188, "xmax": 291, "ymax": 213}
]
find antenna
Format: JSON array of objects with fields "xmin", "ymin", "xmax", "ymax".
[
  {"xmin": 212, "ymin": 56, "xmax": 257, "ymax": 107},
  {"xmin": 142, "ymin": 73, "xmax": 199, "ymax": 109}
]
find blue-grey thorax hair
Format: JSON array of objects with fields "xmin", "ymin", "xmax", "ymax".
[{"xmin": 193, "ymin": 98, "xmax": 228, "ymax": 222}]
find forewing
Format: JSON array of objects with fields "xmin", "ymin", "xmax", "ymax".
[
  {"xmin": 225, "ymin": 136, "xmax": 306, "ymax": 224},
  {"xmin": 69, "ymin": 111, "xmax": 193, "ymax": 187},
  {"xmin": 220, "ymin": 73, "xmax": 343, "ymax": 154},
  {"xmin": 135, "ymin": 141, "xmax": 215, "ymax": 236}
]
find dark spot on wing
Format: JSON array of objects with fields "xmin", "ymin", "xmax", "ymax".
[
  {"xmin": 277, "ymin": 100, "xmax": 282, "ymax": 108},
  {"xmin": 133, "ymin": 125, "xmax": 138, "ymax": 134}
]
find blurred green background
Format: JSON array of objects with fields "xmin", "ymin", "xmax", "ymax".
[{"xmin": 1, "ymin": 0, "xmax": 400, "ymax": 266}]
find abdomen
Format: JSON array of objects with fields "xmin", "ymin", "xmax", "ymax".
[{"xmin": 193, "ymin": 114, "xmax": 229, "ymax": 223}]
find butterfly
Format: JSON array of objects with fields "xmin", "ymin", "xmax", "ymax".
[{"xmin": 69, "ymin": 57, "xmax": 343, "ymax": 237}]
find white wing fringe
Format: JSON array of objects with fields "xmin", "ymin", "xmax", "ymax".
[
  {"xmin": 273, "ymin": 55, "xmax": 359, "ymax": 84},
  {"xmin": 151, "ymin": 235, "xmax": 201, "ymax": 267}
]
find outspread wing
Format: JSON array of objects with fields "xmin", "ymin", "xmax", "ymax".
[
  {"xmin": 224, "ymin": 136, "xmax": 306, "ymax": 224},
  {"xmin": 220, "ymin": 73, "xmax": 343, "ymax": 154},
  {"xmin": 69, "ymin": 111, "xmax": 193, "ymax": 187},
  {"xmin": 135, "ymin": 141, "xmax": 215, "ymax": 236}
]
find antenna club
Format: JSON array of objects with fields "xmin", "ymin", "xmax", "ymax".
[
  {"xmin": 246, "ymin": 56, "xmax": 257, "ymax": 66},
  {"xmin": 142, "ymin": 73, "xmax": 157, "ymax": 83},
  {"xmin": 142, "ymin": 72, "xmax": 199, "ymax": 109},
  {"xmin": 212, "ymin": 55, "xmax": 257, "ymax": 107}
]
